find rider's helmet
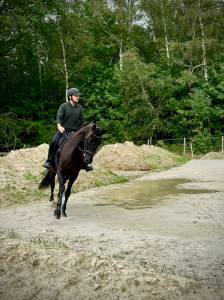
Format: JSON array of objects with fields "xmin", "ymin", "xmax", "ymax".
[{"xmin": 67, "ymin": 88, "xmax": 81, "ymax": 98}]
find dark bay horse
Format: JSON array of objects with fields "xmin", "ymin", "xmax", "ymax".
[{"xmin": 39, "ymin": 123, "xmax": 103, "ymax": 219}]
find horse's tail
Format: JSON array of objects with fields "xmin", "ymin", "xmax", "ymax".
[{"xmin": 38, "ymin": 170, "xmax": 51, "ymax": 189}]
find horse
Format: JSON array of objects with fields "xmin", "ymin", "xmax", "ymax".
[{"xmin": 38, "ymin": 123, "xmax": 103, "ymax": 219}]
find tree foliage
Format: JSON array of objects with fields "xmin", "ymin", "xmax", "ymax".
[{"xmin": 0, "ymin": 0, "xmax": 224, "ymax": 152}]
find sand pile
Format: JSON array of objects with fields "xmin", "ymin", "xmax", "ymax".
[
  {"xmin": 200, "ymin": 151, "xmax": 224, "ymax": 160},
  {"xmin": 2, "ymin": 144, "xmax": 48, "ymax": 174},
  {"xmin": 0, "ymin": 144, "xmax": 49, "ymax": 207},
  {"xmin": 94, "ymin": 141, "xmax": 184, "ymax": 171}
]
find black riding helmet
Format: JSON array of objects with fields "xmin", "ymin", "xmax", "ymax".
[{"xmin": 67, "ymin": 88, "xmax": 81, "ymax": 98}]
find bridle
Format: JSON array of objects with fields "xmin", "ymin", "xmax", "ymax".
[
  {"xmin": 79, "ymin": 133, "xmax": 101, "ymax": 156},
  {"xmin": 63, "ymin": 131, "xmax": 101, "ymax": 156}
]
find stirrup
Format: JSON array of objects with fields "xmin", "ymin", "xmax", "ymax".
[{"xmin": 85, "ymin": 164, "xmax": 93, "ymax": 172}]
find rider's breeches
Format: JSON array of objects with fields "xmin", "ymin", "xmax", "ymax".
[
  {"xmin": 48, "ymin": 130, "xmax": 73, "ymax": 161},
  {"xmin": 47, "ymin": 131, "xmax": 63, "ymax": 161}
]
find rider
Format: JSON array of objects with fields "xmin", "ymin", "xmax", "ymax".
[{"xmin": 43, "ymin": 87, "xmax": 93, "ymax": 171}]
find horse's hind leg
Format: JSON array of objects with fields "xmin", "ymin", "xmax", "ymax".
[
  {"xmin": 50, "ymin": 171, "xmax": 56, "ymax": 208},
  {"xmin": 62, "ymin": 174, "xmax": 78, "ymax": 217},
  {"xmin": 54, "ymin": 172, "xmax": 66, "ymax": 219}
]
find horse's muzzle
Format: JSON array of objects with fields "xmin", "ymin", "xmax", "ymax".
[{"xmin": 83, "ymin": 153, "xmax": 93, "ymax": 164}]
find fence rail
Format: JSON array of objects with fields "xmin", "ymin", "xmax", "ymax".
[{"xmin": 146, "ymin": 136, "xmax": 224, "ymax": 157}]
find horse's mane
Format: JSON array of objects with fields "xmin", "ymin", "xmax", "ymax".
[
  {"xmin": 73, "ymin": 122, "xmax": 93, "ymax": 138},
  {"xmin": 74, "ymin": 122, "xmax": 102, "ymax": 137},
  {"xmin": 79, "ymin": 121, "xmax": 90, "ymax": 129},
  {"xmin": 60, "ymin": 123, "xmax": 102, "ymax": 152},
  {"xmin": 64, "ymin": 123, "xmax": 96, "ymax": 149}
]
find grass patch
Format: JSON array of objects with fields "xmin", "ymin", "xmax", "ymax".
[
  {"xmin": 0, "ymin": 183, "xmax": 48, "ymax": 207},
  {"xmin": 23, "ymin": 172, "xmax": 38, "ymax": 182},
  {"xmin": 175, "ymin": 156, "xmax": 189, "ymax": 164},
  {"xmin": 72, "ymin": 167, "xmax": 128, "ymax": 193},
  {"xmin": 0, "ymin": 230, "xmax": 22, "ymax": 240},
  {"xmin": 30, "ymin": 235, "xmax": 69, "ymax": 251}
]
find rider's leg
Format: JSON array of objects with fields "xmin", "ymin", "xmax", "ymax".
[{"xmin": 43, "ymin": 131, "xmax": 62, "ymax": 168}]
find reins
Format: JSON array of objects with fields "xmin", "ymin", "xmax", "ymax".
[
  {"xmin": 62, "ymin": 132, "xmax": 76, "ymax": 146},
  {"xmin": 62, "ymin": 131, "xmax": 100, "ymax": 156}
]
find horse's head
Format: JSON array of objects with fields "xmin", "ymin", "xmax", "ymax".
[{"xmin": 83, "ymin": 124, "xmax": 103, "ymax": 165}]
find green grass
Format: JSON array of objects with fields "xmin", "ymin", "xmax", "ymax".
[
  {"xmin": 23, "ymin": 172, "xmax": 38, "ymax": 182},
  {"xmin": 72, "ymin": 168, "xmax": 128, "ymax": 193},
  {"xmin": 175, "ymin": 156, "xmax": 189, "ymax": 164}
]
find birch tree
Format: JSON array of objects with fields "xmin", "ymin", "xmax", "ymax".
[
  {"xmin": 57, "ymin": 19, "xmax": 69, "ymax": 101},
  {"xmin": 198, "ymin": 0, "xmax": 208, "ymax": 81},
  {"xmin": 111, "ymin": 0, "xmax": 139, "ymax": 69}
]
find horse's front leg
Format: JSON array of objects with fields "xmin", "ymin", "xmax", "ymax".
[
  {"xmin": 54, "ymin": 172, "xmax": 65, "ymax": 219},
  {"xmin": 62, "ymin": 173, "xmax": 78, "ymax": 217}
]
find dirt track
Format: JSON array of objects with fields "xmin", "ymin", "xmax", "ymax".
[{"xmin": 0, "ymin": 160, "xmax": 224, "ymax": 299}]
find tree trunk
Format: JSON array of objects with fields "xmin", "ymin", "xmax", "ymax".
[
  {"xmin": 149, "ymin": 17, "xmax": 156, "ymax": 42},
  {"xmin": 172, "ymin": 9, "xmax": 177, "ymax": 39},
  {"xmin": 58, "ymin": 21, "xmax": 69, "ymax": 101},
  {"xmin": 198, "ymin": 0, "xmax": 208, "ymax": 81},
  {"xmin": 161, "ymin": 1, "xmax": 170, "ymax": 60},
  {"xmin": 37, "ymin": 44, "xmax": 43, "ymax": 100},
  {"xmin": 119, "ymin": 38, "xmax": 123, "ymax": 70}
]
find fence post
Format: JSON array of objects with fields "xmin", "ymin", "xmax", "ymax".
[
  {"xmin": 147, "ymin": 137, "xmax": 152, "ymax": 145},
  {"xmin": 190, "ymin": 143, "xmax": 194, "ymax": 158},
  {"xmin": 222, "ymin": 136, "xmax": 224, "ymax": 152},
  {"xmin": 183, "ymin": 137, "xmax": 186, "ymax": 155}
]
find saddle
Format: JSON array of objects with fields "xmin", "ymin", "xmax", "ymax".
[{"xmin": 58, "ymin": 132, "xmax": 73, "ymax": 150}]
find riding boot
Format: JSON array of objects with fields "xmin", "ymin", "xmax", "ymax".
[{"xmin": 43, "ymin": 143, "xmax": 56, "ymax": 168}]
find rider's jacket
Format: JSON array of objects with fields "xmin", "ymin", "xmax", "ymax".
[{"xmin": 56, "ymin": 102, "xmax": 85, "ymax": 130}]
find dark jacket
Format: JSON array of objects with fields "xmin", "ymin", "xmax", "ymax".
[{"xmin": 56, "ymin": 102, "xmax": 85, "ymax": 130}]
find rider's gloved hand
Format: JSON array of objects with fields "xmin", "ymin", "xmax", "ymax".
[{"xmin": 57, "ymin": 124, "xmax": 65, "ymax": 133}]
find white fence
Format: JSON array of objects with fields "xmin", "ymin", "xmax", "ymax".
[{"xmin": 146, "ymin": 136, "xmax": 224, "ymax": 157}]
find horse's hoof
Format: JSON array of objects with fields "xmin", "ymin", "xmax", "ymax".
[
  {"xmin": 62, "ymin": 211, "xmax": 67, "ymax": 217},
  {"xmin": 54, "ymin": 213, "xmax": 61, "ymax": 219},
  {"xmin": 50, "ymin": 201, "xmax": 54, "ymax": 208},
  {"xmin": 54, "ymin": 209, "xmax": 61, "ymax": 219}
]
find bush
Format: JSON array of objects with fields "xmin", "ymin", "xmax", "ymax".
[
  {"xmin": 191, "ymin": 134, "xmax": 221, "ymax": 154},
  {"xmin": 0, "ymin": 113, "xmax": 55, "ymax": 149}
]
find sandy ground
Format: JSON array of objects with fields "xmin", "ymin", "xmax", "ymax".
[{"xmin": 0, "ymin": 160, "xmax": 224, "ymax": 299}]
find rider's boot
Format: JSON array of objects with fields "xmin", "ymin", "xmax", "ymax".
[
  {"xmin": 43, "ymin": 143, "xmax": 55, "ymax": 169},
  {"xmin": 82, "ymin": 163, "xmax": 93, "ymax": 172}
]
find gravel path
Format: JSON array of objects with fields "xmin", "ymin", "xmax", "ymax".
[{"xmin": 0, "ymin": 160, "xmax": 224, "ymax": 299}]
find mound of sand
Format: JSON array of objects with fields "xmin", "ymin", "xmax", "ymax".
[
  {"xmin": 94, "ymin": 141, "xmax": 183, "ymax": 171},
  {"xmin": 0, "ymin": 144, "xmax": 49, "ymax": 207},
  {"xmin": 200, "ymin": 151, "xmax": 224, "ymax": 160},
  {"xmin": 2, "ymin": 143, "xmax": 49, "ymax": 174}
]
